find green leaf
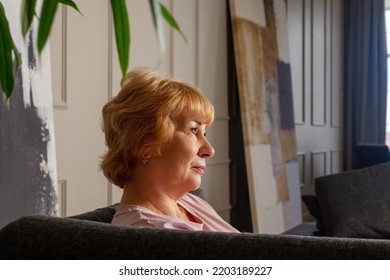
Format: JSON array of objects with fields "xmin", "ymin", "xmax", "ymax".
[
  {"xmin": 149, "ymin": 0, "xmax": 165, "ymax": 65},
  {"xmin": 37, "ymin": 0, "xmax": 58, "ymax": 54},
  {"xmin": 21, "ymin": 0, "xmax": 37, "ymax": 38},
  {"xmin": 11, "ymin": 39, "xmax": 21, "ymax": 69},
  {"xmin": 149, "ymin": 0, "xmax": 159, "ymax": 30},
  {"xmin": 0, "ymin": 2, "xmax": 16, "ymax": 98},
  {"xmin": 110, "ymin": 0, "xmax": 130, "ymax": 77},
  {"xmin": 160, "ymin": 3, "xmax": 187, "ymax": 44},
  {"xmin": 58, "ymin": 0, "xmax": 83, "ymax": 15}
]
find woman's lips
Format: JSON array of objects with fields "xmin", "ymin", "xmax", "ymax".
[{"xmin": 192, "ymin": 166, "xmax": 205, "ymax": 174}]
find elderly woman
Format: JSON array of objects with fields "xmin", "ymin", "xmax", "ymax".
[{"xmin": 101, "ymin": 69, "xmax": 239, "ymax": 233}]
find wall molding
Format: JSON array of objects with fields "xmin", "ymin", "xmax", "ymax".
[
  {"xmin": 195, "ymin": 0, "xmax": 200, "ymax": 87},
  {"xmin": 288, "ymin": 0, "xmax": 306, "ymax": 125},
  {"xmin": 330, "ymin": 149, "xmax": 342, "ymax": 174},
  {"xmin": 330, "ymin": 0, "xmax": 342, "ymax": 128},
  {"xmin": 303, "ymin": 0, "xmax": 312, "ymax": 127},
  {"xmin": 310, "ymin": 150, "xmax": 327, "ymax": 183},
  {"xmin": 107, "ymin": 5, "xmax": 113, "ymax": 101},
  {"xmin": 107, "ymin": 182, "xmax": 113, "ymax": 205},
  {"xmin": 57, "ymin": 179, "xmax": 67, "ymax": 217},
  {"xmin": 54, "ymin": 6, "xmax": 68, "ymax": 109},
  {"xmin": 310, "ymin": 0, "xmax": 327, "ymax": 127},
  {"xmin": 297, "ymin": 152, "xmax": 306, "ymax": 189}
]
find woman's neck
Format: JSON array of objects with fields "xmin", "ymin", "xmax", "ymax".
[{"xmin": 121, "ymin": 181, "xmax": 188, "ymax": 220}]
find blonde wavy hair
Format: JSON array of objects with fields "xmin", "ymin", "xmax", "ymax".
[{"xmin": 100, "ymin": 68, "xmax": 214, "ymax": 187}]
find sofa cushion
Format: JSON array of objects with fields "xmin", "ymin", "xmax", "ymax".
[
  {"xmin": 301, "ymin": 195, "xmax": 322, "ymax": 220},
  {"xmin": 315, "ymin": 162, "xmax": 390, "ymax": 238},
  {"xmin": 301, "ymin": 195, "xmax": 326, "ymax": 235},
  {"xmin": 355, "ymin": 144, "xmax": 390, "ymax": 169}
]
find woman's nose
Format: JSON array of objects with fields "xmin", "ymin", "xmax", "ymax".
[{"xmin": 198, "ymin": 139, "xmax": 215, "ymax": 158}]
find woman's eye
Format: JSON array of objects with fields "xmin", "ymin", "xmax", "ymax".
[{"xmin": 190, "ymin": 127, "xmax": 198, "ymax": 134}]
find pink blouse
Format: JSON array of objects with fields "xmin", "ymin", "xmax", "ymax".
[{"xmin": 112, "ymin": 193, "xmax": 239, "ymax": 233}]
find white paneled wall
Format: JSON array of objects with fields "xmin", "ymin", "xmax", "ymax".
[
  {"xmin": 52, "ymin": 1, "xmax": 110, "ymax": 217},
  {"xmin": 287, "ymin": 0, "xmax": 343, "ymax": 221},
  {"xmin": 51, "ymin": 0, "xmax": 231, "ymax": 220}
]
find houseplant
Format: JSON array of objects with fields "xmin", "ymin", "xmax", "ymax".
[{"xmin": 0, "ymin": 0, "xmax": 186, "ymax": 99}]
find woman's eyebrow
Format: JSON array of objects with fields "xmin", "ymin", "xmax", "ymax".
[{"xmin": 192, "ymin": 120, "xmax": 204, "ymax": 125}]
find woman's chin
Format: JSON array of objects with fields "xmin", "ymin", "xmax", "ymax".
[
  {"xmin": 184, "ymin": 180, "xmax": 201, "ymax": 192},
  {"xmin": 190, "ymin": 184, "xmax": 201, "ymax": 191}
]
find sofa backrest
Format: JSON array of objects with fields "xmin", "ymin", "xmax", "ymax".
[
  {"xmin": 315, "ymin": 162, "xmax": 390, "ymax": 238},
  {"xmin": 69, "ymin": 205, "xmax": 117, "ymax": 223},
  {"xmin": 1, "ymin": 215, "xmax": 390, "ymax": 259}
]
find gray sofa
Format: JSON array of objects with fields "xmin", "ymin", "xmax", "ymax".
[
  {"xmin": 1, "ymin": 162, "xmax": 390, "ymax": 259},
  {"xmin": 1, "ymin": 212, "xmax": 390, "ymax": 259}
]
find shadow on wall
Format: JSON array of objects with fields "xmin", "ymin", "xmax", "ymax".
[{"xmin": 0, "ymin": 40, "xmax": 57, "ymax": 228}]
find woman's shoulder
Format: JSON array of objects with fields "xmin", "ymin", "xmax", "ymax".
[
  {"xmin": 181, "ymin": 192, "xmax": 216, "ymax": 213},
  {"xmin": 112, "ymin": 204, "xmax": 152, "ymax": 225},
  {"xmin": 182, "ymin": 192, "xmax": 207, "ymax": 203},
  {"xmin": 112, "ymin": 203, "xmax": 203, "ymax": 230}
]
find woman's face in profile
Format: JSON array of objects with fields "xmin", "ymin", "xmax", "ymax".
[{"xmin": 148, "ymin": 117, "xmax": 215, "ymax": 195}]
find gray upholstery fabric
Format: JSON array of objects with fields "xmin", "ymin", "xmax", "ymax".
[
  {"xmin": 282, "ymin": 222, "xmax": 317, "ymax": 236},
  {"xmin": 1, "ymin": 215, "xmax": 390, "ymax": 259},
  {"xmin": 69, "ymin": 204, "xmax": 117, "ymax": 223},
  {"xmin": 2, "ymin": 183, "xmax": 390, "ymax": 260},
  {"xmin": 315, "ymin": 162, "xmax": 390, "ymax": 238}
]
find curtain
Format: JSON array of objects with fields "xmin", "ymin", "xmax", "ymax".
[{"xmin": 343, "ymin": 0, "xmax": 387, "ymax": 170}]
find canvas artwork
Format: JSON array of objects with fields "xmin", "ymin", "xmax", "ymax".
[
  {"xmin": 229, "ymin": 0, "xmax": 301, "ymax": 233},
  {"xmin": 0, "ymin": 1, "xmax": 58, "ymax": 228}
]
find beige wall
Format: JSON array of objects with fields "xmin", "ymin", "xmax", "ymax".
[
  {"xmin": 51, "ymin": 0, "xmax": 342, "ymax": 224},
  {"xmin": 288, "ymin": 0, "xmax": 344, "ymax": 221},
  {"xmin": 51, "ymin": 0, "xmax": 231, "ymax": 220}
]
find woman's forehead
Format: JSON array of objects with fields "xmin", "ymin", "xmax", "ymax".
[
  {"xmin": 181, "ymin": 112, "xmax": 209, "ymax": 122},
  {"xmin": 175, "ymin": 115, "xmax": 210, "ymax": 128}
]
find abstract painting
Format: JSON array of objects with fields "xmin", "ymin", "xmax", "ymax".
[
  {"xmin": 229, "ymin": 0, "xmax": 301, "ymax": 233},
  {"xmin": 0, "ymin": 1, "xmax": 58, "ymax": 228}
]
